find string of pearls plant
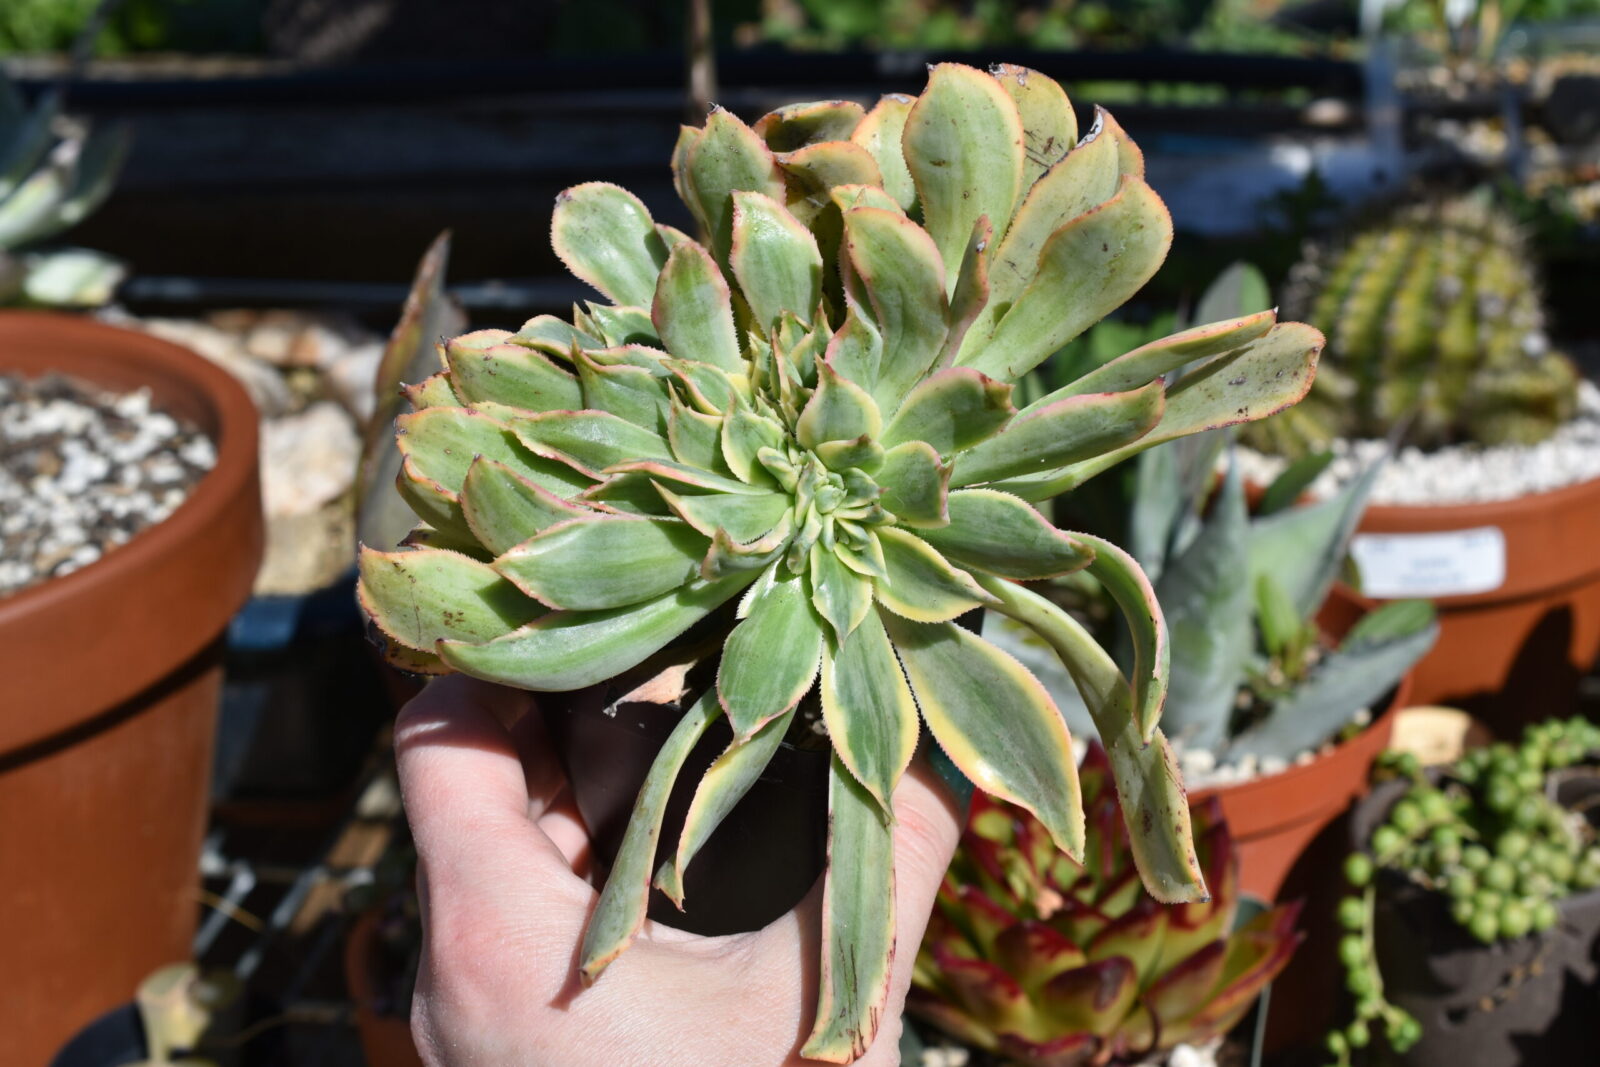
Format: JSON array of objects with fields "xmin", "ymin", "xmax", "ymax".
[{"xmin": 1327, "ymin": 718, "xmax": 1600, "ymax": 1064}]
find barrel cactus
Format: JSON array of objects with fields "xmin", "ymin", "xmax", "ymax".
[
  {"xmin": 1249, "ymin": 195, "xmax": 1579, "ymax": 457},
  {"xmin": 359, "ymin": 62, "xmax": 1324, "ymax": 1061},
  {"xmin": 911, "ymin": 748, "xmax": 1303, "ymax": 1065}
]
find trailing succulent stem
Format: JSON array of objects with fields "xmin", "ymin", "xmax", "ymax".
[
  {"xmin": 1328, "ymin": 720, "xmax": 1600, "ymax": 1065},
  {"xmin": 360, "ymin": 63, "xmax": 1325, "ymax": 1062},
  {"xmin": 912, "ymin": 750, "xmax": 1302, "ymax": 1066},
  {"xmin": 1252, "ymin": 194, "xmax": 1579, "ymax": 456}
]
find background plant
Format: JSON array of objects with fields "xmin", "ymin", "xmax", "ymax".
[
  {"xmin": 994, "ymin": 265, "xmax": 1437, "ymax": 770},
  {"xmin": 0, "ymin": 65, "xmax": 128, "ymax": 306},
  {"xmin": 1249, "ymin": 194, "xmax": 1581, "ymax": 457},
  {"xmin": 358, "ymin": 63, "xmax": 1325, "ymax": 1061},
  {"xmin": 1328, "ymin": 717, "xmax": 1600, "ymax": 1065},
  {"xmin": 910, "ymin": 745, "xmax": 1303, "ymax": 1065}
]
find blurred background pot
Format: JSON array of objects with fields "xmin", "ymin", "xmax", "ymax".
[
  {"xmin": 0, "ymin": 312, "xmax": 262, "ymax": 1065},
  {"xmin": 1345, "ymin": 475, "xmax": 1600, "ymax": 735},
  {"xmin": 344, "ymin": 908, "xmax": 424, "ymax": 1067}
]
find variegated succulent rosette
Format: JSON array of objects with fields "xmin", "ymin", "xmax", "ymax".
[
  {"xmin": 912, "ymin": 748, "xmax": 1303, "ymax": 1066},
  {"xmin": 359, "ymin": 63, "xmax": 1324, "ymax": 1062}
]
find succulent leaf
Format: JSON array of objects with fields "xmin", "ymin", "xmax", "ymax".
[
  {"xmin": 802, "ymin": 757, "xmax": 897, "ymax": 1063},
  {"xmin": 848, "ymin": 94, "xmax": 917, "ymax": 211},
  {"xmin": 580, "ymin": 689, "xmax": 718, "ymax": 984},
  {"xmin": 916, "ymin": 489, "xmax": 1092, "ymax": 581},
  {"xmin": 357, "ymin": 546, "xmax": 544, "ymax": 651},
  {"xmin": 820, "ymin": 609, "xmax": 919, "ymax": 811},
  {"xmin": 652, "ymin": 240, "xmax": 744, "ymax": 374},
  {"xmin": 551, "ymin": 181, "xmax": 669, "ymax": 308},
  {"xmin": 460, "ymin": 457, "xmax": 599, "ymax": 556},
  {"xmin": 884, "ymin": 611, "xmax": 1085, "ymax": 859},
  {"xmin": 718, "ymin": 569, "xmax": 825, "ymax": 738}
]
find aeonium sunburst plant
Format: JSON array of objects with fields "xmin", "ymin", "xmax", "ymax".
[{"xmin": 358, "ymin": 63, "xmax": 1325, "ymax": 1062}]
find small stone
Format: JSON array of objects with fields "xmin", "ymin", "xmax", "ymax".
[{"xmin": 1261, "ymin": 755, "xmax": 1289, "ymax": 777}]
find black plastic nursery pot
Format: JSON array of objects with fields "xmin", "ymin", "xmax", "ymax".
[
  {"xmin": 215, "ymin": 568, "xmax": 392, "ymax": 805},
  {"xmin": 543, "ymin": 674, "xmax": 830, "ymax": 937},
  {"xmin": 1350, "ymin": 779, "xmax": 1600, "ymax": 1067}
]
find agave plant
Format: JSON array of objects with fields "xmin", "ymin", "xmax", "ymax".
[
  {"xmin": 359, "ymin": 63, "xmax": 1324, "ymax": 1061},
  {"xmin": 911, "ymin": 747, "xmax": 1303, "ymax": 1065},
  {"xmin": 0, "ymin": 66, "xmax": 128, "ymax": 306},
  {"xmin": 995, "ymin": 264, "xmax": 1437, "ymax": 771}
]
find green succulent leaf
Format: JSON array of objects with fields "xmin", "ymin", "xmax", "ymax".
[
  {"xmin": 718, "ymin": 568, "xmax": 825, "ymax": 738},
  {"xmin": 802, "ymin": 756, "xmax": 897, "ymax": 1063},
  {"xmin": 960, "ymin": 175, "xmax": 1172, "ymax": 383},
  {"xmin": 797, "ymin": 359, "xmax": 883, "ymax": 448},
  {"xmin": 883, "ymin": 609, "xmax": 1085, "ymax": 859},
  {"xmin": 402, "ymin": 371, "xmax": 460, "ymax": 411},
  {"xmin": 397, "ymin": 406, "xmax": 592, "ymax": 504},
  {"xmin": 666, "ymin": 397, "xmax": 729, "ymax": 472},
  {"xmin": 579, "ymin": 689, "xmax": 718, "ymax": 984},
  {"xmin": 954, "ymin": 381, "xmax": 1164, "ymax": 487},
  {"xmin": 877, "ymin": 441, "xmax": 951, "ymax": 527},
  {"xmin": 730, "ymin": 190, "xmax": 824, "ymax": 335},
  {"xmin": 849, "ymin": 94, "xmax": 917, "ymax": 211},
  {"xmin": 842, "ymin": 205, "xmax": 950, "ymax": 414},
  {"xmin": 655, "ymin": 706, "xmax": 796, "ymax": 906},
  {"xmin": 460, "ymin": 457, "xmax": 597, "ymax": 556},
  {"xmin": 509, "ymin": 409, "xmax": 673, "ymax": 479},
  {"xmin": 882, "ymin": 368, "xmax": 1015, "ymax": 457},
  {"xmin": 1039, "ymin": 309, "xmax": 1277, "ymax": 406},
  {"xmin": 493, "ymin": 515, "xmax": 707, "ymax": 611},
  {"xmin": 985, "ymin": 109, "xmax": 1120, "ymax": 313},
  {"xmin": 809, "ymin": 542, "xmax": 874, "ymax": 639},
  {"xmin": 975, "ymin": 576, "xmax": 1205, "ymax": 903},
  {"xmin": 575, "ymin": 350, "xmax": 671, "ymax": 434},
  {"xmin": 821, "ymin": 609, "xmax": 919, "ymax": 812},
  {"xmin": 357, "ymin": 546, "xmax": 544, "ymax": 652},
  {"xmin": 1075, "ymin": 532, "xmax": 1169, "ymax": 744},
  {"xmin": 917, "ymin": 489, "xmax": 1092, "ymax": 580},
  {"xmin": 652, "ymin": 240, "xmax": 744, "ymax": 375},
  {"xmin": 438, "ymin": 573, "xmax": 757, "ymax": 691},
  {"xmin": 755, "ymin": 99, "xmax": 867, "ymax": 151},
  {"xmin": 991, "ymin": 63, "xmax": 1076, "ymax": 201},
  {"xmin": 444, "ymin": 340, "xmax": 582, "ymax": 413},
  {"xmin": 682, "ymin": 107, "xmax": 787, "ymax": 268},
  {"xmin": 550, "ymin": 181, "xmax": 668, "ymax": 308},
  {"xmin": 904, "ymin": 63, "xmax": 1025, "ymax": 290},
  {"xmin": 657, "ymin": 485, "xmax": 792, "ymax": 543},
  {"xmin": 873, "ymin": 527, "xmax": 992, "ymax": 623},
  {"xmin": 943, "ymin": 215, "xmax": 995, "ymax": 364}
]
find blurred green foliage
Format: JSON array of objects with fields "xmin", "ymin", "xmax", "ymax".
[{"xmin": 0, "ymin": 0, "xmax": 264, "ymax": 57}]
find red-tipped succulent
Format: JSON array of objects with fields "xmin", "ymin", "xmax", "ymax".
[{"xmin": 911, "ymin": 749, "xmax": 1302, "ymax": 1065}]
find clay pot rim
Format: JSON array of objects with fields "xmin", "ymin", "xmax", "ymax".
[
  {"xmin": 0, "ymin": 311, "xmax": 261, "ymax": 745},
  {"xmin": 0, "ymin": 313, "xmax": 257, "ymax": 624},
  {"xmin": 1359, "ymin": 467, "xmax": 1600, "ymax": 524}
]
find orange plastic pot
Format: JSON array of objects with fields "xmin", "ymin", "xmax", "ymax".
[
  {"xmin": 0, "ymin": 312, "xmax": 261, "ymax": 1065},
  {"xmin": 1188, "ymin": 589, "xmax": 1410, "ymax": 902},
  {"xmin": 344, "ymin": 909, "xmax": 424, "ymax": 1067},
  {"xmin": 1341, "ymin": 476, "xmax": 1600, "ymax": 733}
]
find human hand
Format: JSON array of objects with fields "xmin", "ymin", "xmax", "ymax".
[{"xmin": 395, "ymin": 674, "xmax": 963, "ymax": 1067}]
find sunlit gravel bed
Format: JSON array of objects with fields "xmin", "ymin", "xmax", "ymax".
[
  {"xmin": 0, "ymin": 373, "xmax": 215, "ymax": 598},
  {"xmin": 1237, "ymin": 379, "xmax": 1600, "ymax": 505}
]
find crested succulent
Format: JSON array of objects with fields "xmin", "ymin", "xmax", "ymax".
[
  {"xmin": 358, "ymin": 63, "xmax": 1326, "ymax": 1061},
  {"xmin": 1248, "ymin": 195, "xmax": 1580, "ymax": 458},
  {"xmin": 910, "ymin": 747, "xmax": 1303, "ymax": 1065},
  {"xmin": 0, "ymin": 67, "xmax": 128, "ymax": 306}
]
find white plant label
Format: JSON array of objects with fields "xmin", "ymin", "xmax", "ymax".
[{"xmin": 1349, "ymin": 527, "xmax": 1507, "ymax": 598}]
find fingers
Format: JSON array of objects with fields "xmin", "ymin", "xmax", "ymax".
[
  {"xmin": 885, "ymin": 747, "xmax": 963, "ymax": 971},
  {"xmin": 395, "ymin": 674, "xmax": 588, "ymax": 892}
]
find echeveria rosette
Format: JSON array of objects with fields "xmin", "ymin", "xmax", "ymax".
[
  {"xmin": 358, "ymin": 62, "xmax": 1325, "ymax": 1063},
  {"xmin": 910, "ymin": 749, "xmax": 1304, "ymax": 1066}
]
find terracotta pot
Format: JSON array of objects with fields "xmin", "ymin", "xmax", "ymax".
[
  {"xmin": 0, "ymin": 311, "xmax": 261, "ymax": 1065},
  {"xmin": 1340, "ymin": 476, "xmax": 1600, "ymax": 733},
  {"xmin": 344, "ymin": 909, "xmax": 424, "ymax": 1067},
  {"xmin": 1188, "ymin": 589, "xmax": 1411, "ymax": 902}
]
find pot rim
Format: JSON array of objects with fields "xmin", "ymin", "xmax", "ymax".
[{"xmin": 0, "ymin": 310, "xmax": 262, "ymax": 745}]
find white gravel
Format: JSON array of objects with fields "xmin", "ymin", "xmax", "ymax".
[
  {"xmin": 0, "ymin": 374, "xmax": 215, "ymax": 597},
  {"xmin": 1172, "ymin": 708, "xmax": 1371, "ymax": 790},
  {"xmin": 1237, "ymin": 379, "xmax": 1600, "ymax": 506}
]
